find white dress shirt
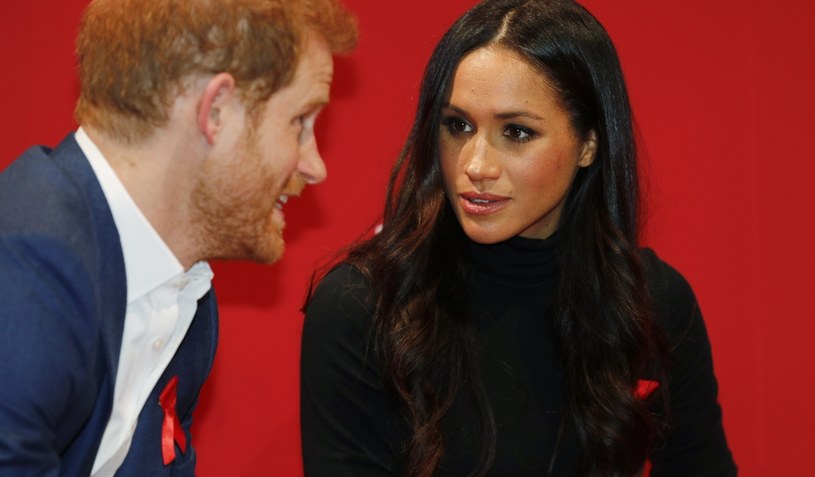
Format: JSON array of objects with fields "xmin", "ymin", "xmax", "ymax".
[{"xmin": 75, "ymin": 128, "xmax": 214, "ymax": 476}]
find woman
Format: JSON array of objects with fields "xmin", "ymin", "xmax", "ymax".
[{"xmin": 301, "ymin": 0, "xmax": 736, "ymax": 475}]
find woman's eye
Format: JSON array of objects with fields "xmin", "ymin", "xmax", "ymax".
[
  {"xmin": 443, "ymin": 117, "xmax": 472, "ymax": 135},
  {"xmin": 504, "ymin": 125, "xmax": 535, "ymax": 142}
]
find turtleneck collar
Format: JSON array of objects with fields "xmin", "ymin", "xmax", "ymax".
[{"xmin": 468, "ymin": 231, "xmax": 561, "ymax": 286}]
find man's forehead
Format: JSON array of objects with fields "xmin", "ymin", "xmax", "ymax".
[
  {"xmin": 299, "ymin": 33, "xmax": 334, "ymax": 79},
  {"xmin": 291, "ymin": 36, "xmax": 334, "ymax": 96}
]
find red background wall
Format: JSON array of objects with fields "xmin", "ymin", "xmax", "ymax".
[{"xmin": 2, "ymin": 1, "xmax": 813, "ymax": 475}]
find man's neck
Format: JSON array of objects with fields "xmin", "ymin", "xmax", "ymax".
[{"xmin": 82, "ymin": 125, "xmax": 203, "ymax": 269}]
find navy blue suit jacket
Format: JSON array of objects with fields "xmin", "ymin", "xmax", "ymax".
[{"xmin": 0, "ymin": 135, "xmax": 219, "ymax": 476}]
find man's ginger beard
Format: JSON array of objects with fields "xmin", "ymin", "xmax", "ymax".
[{"xmin": 191, "ymin": 124, "xmax": 292, "ymax": 264}]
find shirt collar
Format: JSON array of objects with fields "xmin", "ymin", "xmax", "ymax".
[{"xmin": 75, "ymin": 127, "xmax": 209, "ymax": 303}]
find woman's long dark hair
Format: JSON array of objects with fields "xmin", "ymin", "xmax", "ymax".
[{"xmin": 340, "ymin": 0, "xmax": 669, "ymax": 475}]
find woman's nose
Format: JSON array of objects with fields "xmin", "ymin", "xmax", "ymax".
[{"xmin": 463, "ymin": 134, "xmax": 500, "ymax": 183}]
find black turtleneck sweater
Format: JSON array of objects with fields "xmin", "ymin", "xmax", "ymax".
[{"xmin": 300, "ymin": 236, "xmax": 736, "ymax": 476}]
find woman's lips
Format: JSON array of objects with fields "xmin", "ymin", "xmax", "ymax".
[{"xmin": 458, "ymin": 192, "xmax": 510, "ymax": 216}]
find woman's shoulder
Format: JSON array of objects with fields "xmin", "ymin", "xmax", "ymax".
[
  {"xmin": 638, "ymin": 248, "xmax": 702, "ymax": 339},
  {"xmin": 304, "ymin": 262, "xmax": 376, "ymax": 334},
  {"xmin": 314, "ymin": 262, "xmax": 370, "ymax": 294},
  {"xmin": 639, "ymin": 249, "xmax": 694, "ymax": 300}
]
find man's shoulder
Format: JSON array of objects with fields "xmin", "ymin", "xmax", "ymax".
[
  {"xmin": 0, "ymin": 134, "xmax": 126, "ymax": 325},
  {"xmin": 0, "ymin": 135, "xmax": 120, "ymax": 258},
  {"xmin": 1, "ymin": 135, "xmax": 91, "ymax": 228},
  {"xmin": 0, "ymin": 135, "xmax": 82, "ymax": 189}
]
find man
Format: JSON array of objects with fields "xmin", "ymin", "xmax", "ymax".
[{"xmin": 0, "ymin": 0, "xmax": 357, "ymax": 475}]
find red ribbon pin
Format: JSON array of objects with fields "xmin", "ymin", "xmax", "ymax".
[
  {"xmin": 159, "ymin": 375, "xmax": 187, "ymax": 465},
  {"xmin": 634, "ymin": 379, "xmax": 660, "ymax": 400}
]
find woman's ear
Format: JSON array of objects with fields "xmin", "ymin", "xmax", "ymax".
[
  {"xmin": 197, "ymin": 73, "xmax": 237, "ymax": 145},
  {"xmin": 578, "ymin": 129, "xmax": 598, "ymax": 167}
]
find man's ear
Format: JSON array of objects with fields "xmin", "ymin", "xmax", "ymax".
[
  {"xmin": 578, "ymin": 129, "xmax": 598, "ymax": 168},
  {"xmin": 198, "ymin": 73, "xmax": 237, "ymax": 145}
]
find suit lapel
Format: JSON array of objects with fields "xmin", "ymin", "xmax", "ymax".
[{"xmin": 50, "ymin": 134, "xmax": 127, "ymax": 397}]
